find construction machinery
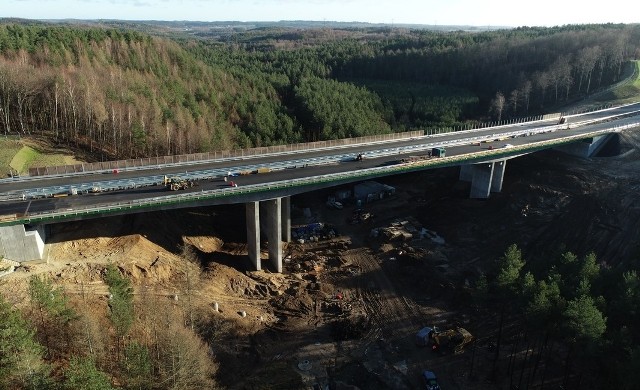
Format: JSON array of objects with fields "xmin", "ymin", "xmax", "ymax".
[
  {"xmin": 401, "ymin": 155, "xmax": 430, "ymax": 163},
  {"xmin": 163, "ymin": 175, "xmax": 195, "ymax": 191},
  {"xmin": 416, "ymin": 326, "xmax": 474, "ymax": 355},
  {"xmin": 255, "ymin": 167, "xmax": 271, "ymax": 174}
]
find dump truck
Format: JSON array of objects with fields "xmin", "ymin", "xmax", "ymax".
[
  {"xmin": 431, "ymin": 147, "xmax": 446, "ymax": 158},
  {"xmin": 416, "ymin": 326, "xmax": 474, "ymax": 354},
  {"xmin": 163, "ymin": 176, "xmax": 195, "ymax": 191}
]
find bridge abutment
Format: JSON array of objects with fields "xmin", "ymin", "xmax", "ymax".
[{"xmin": 0, "ymin": 224, "xmax": 47, "ymax": 263}]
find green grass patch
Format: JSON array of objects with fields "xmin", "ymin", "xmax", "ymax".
[
  {"xmin": 631, "ymin": 60, "xmax": 640, "ymax": 89},
  {"xmin": 0, "ymin": 137, "xmax": 81, "ymax": 176},
  {"xmin": 596, "ymin": 60, "xmax": 640, "ymax": 103},
  {"xmin": 26, "ymin": 152, "xmax": 76, "ymax": 171},
  {"xmin": 0, "ymin": 137, "xmax": 24, "ymax": 177},
  {"xmin": 9, "ymin": 145, "xmax": 40, "ymax": 174}
]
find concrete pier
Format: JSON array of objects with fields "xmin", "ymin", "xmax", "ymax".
[
  {"xmin": 264, "ymin": 198, "xmax": 283, "ymax": 272},
  {"xmin": 244, "ymin": 196, "xmax": 290, "ymax": 272},
  {"xmin": 470, "ymin": 163, "xmax": 495, "ymax": 199},
  {"xmin": 281, "ymin": 196, "xmax": 291, "ymax": 243},
  {"xmin": 461, "ymin": 160, "xmax": 507, "ymax": 199},
  {"xmin": 245, "ymin": 201, "xmax": 261, "ymax": 270},
  {"xmin": 0, "ymin": 224, "xmax": 46, "ymax": 262},
  {"xmin": 491, "ymin": 160, "xmax": 506, "ymax": 193},
  {"xmin": 459, "ymin": 164, "xmax": 474, "ymax": 182}
]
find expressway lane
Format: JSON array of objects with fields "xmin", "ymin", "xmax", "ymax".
[
  {"xmin": 0, "ymin": 102, "xmax": 639, "ymax": 224},
  {"xmin": 2, "ymin": 101, "xmax": 638, "ymax": 197},
  {"xmin": 1, "ymin": 103, "xmax": 620, "ymax": 194}
]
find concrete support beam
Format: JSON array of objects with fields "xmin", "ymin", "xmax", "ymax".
[
  {"xmin": 281, "ymin": 196, "xmax": 291, "ymax": 243},
  {"xmin": 245, "ymin": 202, "xmax": 261, "ymax": 271},
  {"xmin": 470, "ymin": 163, "xmax": 495, "ymax": 199},
  {"xmin": 491, "ymin": 160, "xmax": 506, "ymax": 193},
  {"xmin": 0, "ymin": 224, "xmax": 46, "ymax": 262},
  {"xmin": 264, "ymin": 198, "xmax": 283, "ymax": 272}
]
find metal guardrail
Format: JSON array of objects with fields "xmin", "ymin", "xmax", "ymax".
[
  {"xmin": 2, "ymin": 119, "xmax": 637, "ymax": 227},
  {"xmin": 4, "ymin": 102, "xmax": 636, "ymax": 188},
  {"xmin": 25, "ymin": 131, "xmax": 424, "ymax": 177},
  {"xmin": 1, "ymin": 110, "xmax": 638, "ymax": 203}
]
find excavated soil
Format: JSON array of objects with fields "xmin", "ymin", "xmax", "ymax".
[{"xmin": 2, "ymin": 129, "xmax": 640, "ymax": 389}]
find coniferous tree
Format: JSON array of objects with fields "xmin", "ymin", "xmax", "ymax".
[
  {"xmin": 0, "ymin": 294, "xmax": 52, "ymax": 389},
  {"xmin": 104, "ymin": 264, "xmax": 134, "ymax": 358},
  {"xmin": 63, "ymin": 356, "xmax": 115, "ymax": 390}
]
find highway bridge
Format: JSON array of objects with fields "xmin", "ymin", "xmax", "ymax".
[{"xmin": 1, "ymin": 102, "xmax": 639, "ymax": 269}]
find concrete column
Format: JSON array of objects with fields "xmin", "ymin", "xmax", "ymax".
[
  {"xmin": 459, "ymin": 164, "xmax": 473, "ymax": 182},
  {"xmin": 245, "ymin": 202, "xmax": 261, "ymax": 271},
  {"xmin": 264, "ymin": 198, "xmax": 282, "ymax": 272},
  {"xmin": 281, "ymin": 196, "xmax": 291, "ymax": 243},
  {"xmin": 491, "ymin": 160, "xmax": 506, "ymax": 193},
  {"xmin": 470, "ymin": 163, "xmax": 495, "ymax": 199},
  {"xmin": 0, "ymin": 224, "xmax": 46, "ymax": 262}
]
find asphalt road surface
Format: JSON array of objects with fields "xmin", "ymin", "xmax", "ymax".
[{"xmin": 1, "ymin": 102, "xmax": 639, "ymax": 221}]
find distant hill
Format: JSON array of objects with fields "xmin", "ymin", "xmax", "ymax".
[{"xmin": 0, "ymin": 20, "xmax": 637, "ymax": 160}]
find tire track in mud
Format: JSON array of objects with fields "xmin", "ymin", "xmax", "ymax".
[{"xmin": 343, "ymin": 248, "xmax": 423, "ymax": 346}]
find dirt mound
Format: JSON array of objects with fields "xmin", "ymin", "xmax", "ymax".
[
  {"xmin": 183, "ymin": 235, "xmax": 224, "ymax": 253},
  {"xmin": 47, "ymin": 233, "xmax": 189, "ymax": 285}
]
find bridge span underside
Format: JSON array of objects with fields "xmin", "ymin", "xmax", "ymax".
[
  {"xmin": 0, "ymin": 197, "xmax": 293, "ymax": 271},
  {"xmin": 0, "ymin": 131, "xmax": 625, "ymax": 267}
]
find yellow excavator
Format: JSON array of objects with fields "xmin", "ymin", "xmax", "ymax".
[{"xmin": 416, "ymin": 326, "xmax": 474, "ymax": 355}]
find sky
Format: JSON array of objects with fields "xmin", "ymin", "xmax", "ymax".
[{"xmin": 2, "ymin": 0, "xmax": 638, "ymax": 28}]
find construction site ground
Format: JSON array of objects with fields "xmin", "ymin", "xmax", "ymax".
[{"xmin": 3, "ymin": 130, "xmax": 640, "ymax": 389}]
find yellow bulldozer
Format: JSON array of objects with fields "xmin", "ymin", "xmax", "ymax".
[{"xmin": 163, "ymin": 175, "xmax": 195, "ymax": 191}]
